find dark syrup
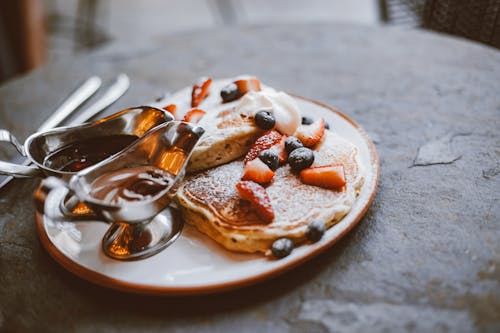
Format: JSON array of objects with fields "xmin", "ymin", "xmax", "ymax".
[
  {"xmin": 89, "ymin": 166, "xmax": 175, "ymax": 205},
  {"xmin": 43, "ymin": 134, "xmax": 138, "ymax": 172}
]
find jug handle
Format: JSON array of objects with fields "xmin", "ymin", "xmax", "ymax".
[
  {"xmin": 0, "ymin": 129, "xmax": 42, "ymax": 178},
  {"xmin": 38, "ymin": 177, "xmax": 101, "ymax": 222},
  {"xmin": 0, "ymin": 129, "xmax": 25, "ymax": 155},
  {"xmin": 0, "ymin": 160, "xmax": 42, "ymax": 178}
]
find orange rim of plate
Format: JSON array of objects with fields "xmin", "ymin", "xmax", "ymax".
[{"xmin": 34, "ymin": 96, "xmax": 380, "ymax": 296}]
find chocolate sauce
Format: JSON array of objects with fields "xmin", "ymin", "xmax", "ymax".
[
  {"xmin": 89, "ymin": 165, "xmax": 175, "ymax": 205},
  {"xmin": 43, "ymin": 134, "xmax": 138, "ymax": 172}
]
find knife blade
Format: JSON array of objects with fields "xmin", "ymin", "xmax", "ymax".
[{"xmin": 0, "ymin": 74, "xmax": 130, "ymax": 191}]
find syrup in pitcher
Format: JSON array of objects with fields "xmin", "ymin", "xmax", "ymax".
[
  {"xmin": 43, "ymin": 134, "xmax": 138, "ymax": 172},
  {"xmin": 89, "ymin": 165, "xmax": 175, "ymax": 205}
]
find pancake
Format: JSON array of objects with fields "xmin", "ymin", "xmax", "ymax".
[
  {"xmin": 176, "ymin": 131, "xmax": 365, "ymax": 254},
  {"xmin": 158, "ymin": 77, "xmax": 300, "ymax": 173},
  {"xmin": 187, "ymin": 106, "xmax": 262, "ymax": 173}
]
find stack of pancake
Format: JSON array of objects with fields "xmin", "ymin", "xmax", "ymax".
[{"xmin": 162, "ymin": 77, "xmax": 364, "ymax": 255}]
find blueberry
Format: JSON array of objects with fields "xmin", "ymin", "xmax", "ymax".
[
  {"xmin": 258, "ymin": 149, "xmax": 279, "ymax": 170},
  {"xmin": 306, "ymin": 220, "xmax": 326, "ymax": 242},
  {"xmin": 288, "ymin": 147, "xmax": 314, "ymax": 172},
  {"xmin": 325, "ymin": 122, "xmax": 330, "ymax": 130},
  {"xmin": 271, "ymin": 238, "xmax": 294, "ymax": 258},
  {"xmin": 301, "ymin": 116, "xmax": 313, "ymax": 125},
  {"xmin": 220, "ymin": 83, "xmax": 239, "ymax": 103},
  {"xmin": 254, "ymin": 110, "xmax": 275, "ymax": 130},
  {"xmin": 284, "ymin": 136, "xmax": 303, "ymax": 154}
]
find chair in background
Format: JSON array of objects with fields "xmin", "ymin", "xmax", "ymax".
[
  {"xmin": 0, "ymin": 0, "xmax": 110, "ymax": 83},
  {"xmin": 379, "ymin": 0, "xmax": 500, "ymax": 49},
  {"xmin": 45, "ymin": 0, "xmax": 109, "ymax": 56},
  {"xmin": 73, "ymin": 0, "xmax": 109, "ymax": 52},
  {"xmin": 0, "ymin": 0, "xmax": 46, "ymax": 82}
]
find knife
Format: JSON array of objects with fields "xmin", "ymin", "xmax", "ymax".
[{"xmin": 0, "ymin": 74, "xmax": 130, "ymax": 190}]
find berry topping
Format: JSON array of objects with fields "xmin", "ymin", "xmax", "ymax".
[
  {"xmin": 271, "ymin": 238, "xmax": 294, "ymax": 258},
  {"xmin": 288, "ymin": 147, "xmax": 314, "ymax": 172},
  {"xmin": 191, "ymin": 77, "xmax": 212, "ymax": 107},
  {"xmin": 324, "ymin": 122, "xmax": 330, "ymax": 130},
  {"xmin": 182, "ymin": 109, "xmax": 206, "ymax": 123},
  {"xmin": 162, "ymin": 104, "xmax": 176, "ymax": 113},
  {"xmin": 236, "ymin": 181, "xmax": 275, "ymax": 223},
  {"xmin": 162, "ymin": 104, "xmax": 180, "ymax": 120},
  {"xmin": 220, "ymin": 78, "xmax": 261, "ymax": 103},
  {"xmin": 295, "ymin": 118, "xmax": 325, "ymax": 148},
  {"xmin": 301, "ymin": 116, "xmax": 314, "ymax": 125},
  {"xmin": 244, "ymin": 130, "xmax": 282, "ymax": 163},
  {"xmin": 234, "ymin": 77, "xmax": 261, "ymax": 96},
  {"xmin": 220, "ymin": 83, "xmax": 239, "ymax": 103},
  {"xmin": 284, "ymin": 136, "xmax": 304, "ymax": 154},
  {"xmin": 242, "ymin": 158, "xmax": 274, "ymax": 184},
  {"xmin": 258, "ymin": 149, "xmax": 279, "ymax": 171},
  {"xmin": 254, "ymin": 110, "xmax": 275, "ymax": 130},
  {"xmin": 269, "ymin": 137, "xmax": 287, "ymax": 164},
  {"xmin": 306, "ymin": 220, "xmax": 326, "ymax": 242},
  {"xmin": 299, "ymin": 165, "xmax": 346, "ymax": 189}
]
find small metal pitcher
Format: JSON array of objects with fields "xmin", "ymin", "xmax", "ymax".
[
  {"xmin": 36, "ymin": 121, "xmax": 204, "ymax": 260},
  {"xmin": 0, "ymin": 106, "xmax": 173, "ymax": 179}
]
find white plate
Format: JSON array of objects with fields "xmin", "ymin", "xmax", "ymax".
[{"xmin": 35, "ymin": 96, "xmax": 379, "ymax": 296}]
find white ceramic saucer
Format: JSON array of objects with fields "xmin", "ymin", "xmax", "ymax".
[{"xmin": 35, "ymin": 97, "xmax": 379, "ymax": 296}]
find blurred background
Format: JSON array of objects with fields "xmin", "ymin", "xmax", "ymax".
[{"xmin": 0, "ymin": 0, "xmax": 499, "ymax": 84}]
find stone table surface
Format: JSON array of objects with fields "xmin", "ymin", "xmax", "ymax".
[{"xmin": 0, "ymin": 23, "xmax": 499, "ymax": 333}]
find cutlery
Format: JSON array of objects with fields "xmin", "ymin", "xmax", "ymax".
[
  {"xmin": 68, "ymin": 74, "xmax": 129, "ymax": 126},
  {"xmin": 0, "ymin": 74, "xmax": 130, "ymax": 190},
  {"xmin": 38, "ymin": 76, "xmax": 102, "ymax": 132}
]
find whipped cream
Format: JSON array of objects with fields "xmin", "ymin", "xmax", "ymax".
[
  {"xmin": 235, "ymin": 91, "xmax": 301, "ymax": 135},
  {"xmin": 158, "ymin": 77, "xmax": 302, "ymax": 136}
]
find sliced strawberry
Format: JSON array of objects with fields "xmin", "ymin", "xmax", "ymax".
[
  {"xmin": 162, "ymin": 104, "xmax": 180, "ymax": 120},
  {"xmin": 269, "ymin": 136, "xmax": 287, "ymax": 164},
  {"xmin": 234, "ymin": 77, "xmax": 261, "ymax": 96},
  {"xmin": 236, "ymin": 181, "xmax": 275, "ymax": 223},
  {"xmin": 295, "ymin": 118, "xmax": 325, "ymax": 148},
  {"xmin": 183, "ymin": 108, "xmax": 206, "ymax": 123},
  {"xmin": 244, "ymin": 130, "xmax": 282, "ymax": 163},
  {"xmin": 300, "ymin": 165, "xmax": 346, "ymax": 189},
  {"xmin": 242, "ymin": 158, "xmax": 274, "ymax": 184},
  {"xmin": 191, "ymin": 77, "xmax": 212, "ymax": 107}
]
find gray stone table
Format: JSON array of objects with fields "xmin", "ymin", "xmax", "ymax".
[{"xmin": 0, "ymin": 23, "xmax": 499, "ymax": 333}]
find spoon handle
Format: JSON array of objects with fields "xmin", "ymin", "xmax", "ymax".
[
  {"xmin": 37, "ymin": 76, "xmax": 102, "ymax": 132},
  {"xmin": 68, "ymin": 74, "xmax": 130, "ymax": 126}
]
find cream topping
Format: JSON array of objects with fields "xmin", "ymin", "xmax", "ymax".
[
  {"xmin": 235, "ymin": 91, "xmax": 301, "ymax": 135},
  {"xmin": 156, "ymin": 77, "xmax": 302, "ymax": 136}
]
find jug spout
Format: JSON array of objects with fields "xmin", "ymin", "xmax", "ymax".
[
  {"xmin": 172, "ymin": 122, "xmax": 205, "ymax": 153},
  {"xmin": 150, "ymin": 122, "xmax": 205, "ymax": 176}
]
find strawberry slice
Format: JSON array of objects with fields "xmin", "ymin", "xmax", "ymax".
[
  {"xmin": 234, "ymin": 77, "xmax": 261, "ymax": 96},
  {"xmin": 300, "ymin": 165, "xmax": 346, "ymax": 189},
  {"xmin": 236, "ymin": 181, "xmax": 275, "ymax": 223},
  {"xmin": 191, "ymin": 77, "xmax": 212, "ymax": 107},
  {"xmin": 162, "ymin": 104, "xmax": 180, "ymax": 120},
  {"xmin": 242, "ymin": 158, "xmax": 274, "ymax": 184},
  {"xmin": 183, "ymin": 109, "xmax": 206, "ymax": 123},
  {"xmin": 295, "ymin": 118, "xmax": 325, "ymax": 148},
  {"xmin": 269, "ymin": 136, "xmax": 287, "ymax": 164},
  {"xmin": 244, "ymin": 130, "xmax": 282, "ymax": 163}
]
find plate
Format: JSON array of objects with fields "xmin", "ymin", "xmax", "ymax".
[{"xmin": 35, "ymin": 96, "xmax": 379, "ymax": 296}]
